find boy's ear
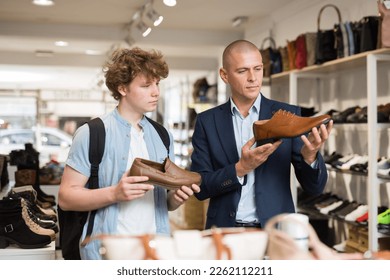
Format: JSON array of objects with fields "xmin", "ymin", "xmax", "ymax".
[{"xmin": 118, "ymin": 85, "xmax": 128, "ymax": 96}]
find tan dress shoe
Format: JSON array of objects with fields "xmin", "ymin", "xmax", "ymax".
[
  {"xmin": 129, "ymin": 157, "xmax": 202, "ymax": 190},
  {"xmin": 253, "ymin": 109, "xmax": 331, "ymax": 143}
]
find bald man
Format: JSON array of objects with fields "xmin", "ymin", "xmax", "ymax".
[{"xmin": 190, "ymin": 40, "xmax": 333, "ymax": 229}]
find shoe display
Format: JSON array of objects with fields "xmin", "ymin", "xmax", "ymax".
[
  {"xmin": 324, "ymin": 151, "xmax": 344, "ymax": 168},
  {"xmin": 252, "ymin": 109, "xmax": 331, "ymax": 144},
  {"xmin": 378, "ymin": 209, "xmax": 390, "ymax": 225},
  {"xmin": 129, "ymin": 157, "xmax": 202, "ymax": 190},
  {"xmin": 345, "ymin": 205, "xmax": 369, "ymax": 222},
  {"xmin": 346, "ymin": 106, "xmax": 367, "ymax": 123},
  {"xmin": 299, "ymin": 106, "xmax": 318, "ymax": 117},
  {"xmin": 7, "ymin": 186, "xmax": 57, "ymax": 222},
  {"xmin": 327, "ymin": 200, "xmax": 350, "ymax": 216},
  {"xmin": 377, "ymin": 157, "xmax": 390, "ymax": 179},
  {"xmin": 378, "ymin": 103, "xmax": 390, "ymax": 123},
  {"xmin": 314, "ymin": 195, "xmax": 340, "ymax": 210},
  {"xmin": 0, "ymin": 198, "xmax": 52, "ymax": 249},
  {"xmin": 20, "ymin": 199, "xmax": 56, "ymax": 241},
  {"xmin": 337, "ymin": 155, "xmax": 368, "ymax": 171},
  {"xmin": 319, "ymin": 200, "xmax": 344, "ymax": 215},
  {"xmin": 331, "ymin": 154, "xmax": 356, "ymax": 169},
  {"xmin": 332, "ymin": 106, "xmax": 361, "ymax": 123},
  {"xmin": 333, "ymin": 201, "xmax": 360, "ymax": 220}
]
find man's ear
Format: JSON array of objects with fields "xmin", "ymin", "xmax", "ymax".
[{"xmin": 219, "ymin": 67, "xmax": 228, "ymax": 84}]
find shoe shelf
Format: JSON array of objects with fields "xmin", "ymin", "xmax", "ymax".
[
  {"xmin": 327, "ymin": 167, "xmax": 390, "ymax": 182},
  {"xmin": 333, "ymin": 123, "xmax": 390, "ymax": 131},
  {"xmin": 271, "ymin": 48, "xmax": 390, "ymax": 83},
  {"xmin": 270, "ymin": 47, "xmax": 390, "ymax": 252},
  {"xmin": 0, "ymin": 241, "xmax": 55, "ymax": 260}
]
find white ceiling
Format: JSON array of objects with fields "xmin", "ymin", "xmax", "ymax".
[{"xmin": 0, "ymin": 0, "xmax": 288, "ymax": 90}]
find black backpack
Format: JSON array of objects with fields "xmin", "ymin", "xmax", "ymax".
[{"xmin": 58, "ymin": 117, "xmax": 170, "ymax": 260}]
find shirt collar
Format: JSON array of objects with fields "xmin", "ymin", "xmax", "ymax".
[{"xmin": 230, "ymin": 93, "xmax": 262, "ymax": 116}]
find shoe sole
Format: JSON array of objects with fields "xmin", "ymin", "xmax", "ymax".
[{"xmin": 0, "ymin": 236, "xmax": 51, "ymax": 249}]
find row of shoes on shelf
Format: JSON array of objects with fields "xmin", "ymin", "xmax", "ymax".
[
  {"xmin": 0, "ymin": 184, "xmax": 58, "ymax": 249},
  {"xmin": 9, "ymin": 143, "xmax": 63, "ymax": 186},
  {"xmin": 0, "ymin": 143, "xmax": 61, "ymax": 249},
  {"xmin": 324, "ymin": 151, "xmax": 390, "ymax": 178},
  {"xmin": 298, "ymin": 191, "xmax": 390, "ymax": 234},
  {"xmin": 324, "ymin": 103, "xmax": 390, "ymax": 124},
  {"xmin": 39, "ymin": 160, "xmax": 64, "ymax": 185}
]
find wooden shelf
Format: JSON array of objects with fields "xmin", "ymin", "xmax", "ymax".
[{"xmin": 271, "ymin": 48, "xmax": 390, "ymax": 83}]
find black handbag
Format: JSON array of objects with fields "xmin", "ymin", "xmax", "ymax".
[
  {"xmin": 359, "ymin": 16, "xmax": 380, "ymax": 52},
  {"xmin": 259, "ymin": 37, "xmax": 282, "ymax": 77},
  {"xmin": 315, "ymin": 4, "xmax": 344, "ymax": 64}
]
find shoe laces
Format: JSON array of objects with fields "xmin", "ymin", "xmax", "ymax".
[
  {"xmin": 21, "ymin": 204, "xmax": 40, "ymax": 231},
  {"xmin": 274, "ymin": 109, "xmax": 295, "ymax": 118}
]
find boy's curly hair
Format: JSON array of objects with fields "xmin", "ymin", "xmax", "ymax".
[{"xmin": 103, "ymin": 47, "xmax": 169, "ymax": 100}]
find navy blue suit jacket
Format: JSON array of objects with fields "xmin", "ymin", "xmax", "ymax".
[{"xmin": 190, "ymin": 94, "xmax": 327, "ymax": 229}]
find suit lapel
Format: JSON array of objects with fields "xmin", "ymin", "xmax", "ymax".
[
  {"xmin": 259, "ymin": 94, "xmax": 277, "ymax": 120},
  {"xmin": 214, "ymin": 101, "xmax": 240, "ymax": 164}
]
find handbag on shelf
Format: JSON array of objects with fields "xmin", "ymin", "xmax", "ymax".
[
  {"xmin": 287, "ymin": 39, "xmax": 297, "ymax": 70},
  {"xmin": 260, "ymin": 37, "xmax": 282, "ymax": 77},
  {"xmin": 295, "ymin": 32, "xmax": 317, "ymax": 69},
  {"xmin": 378, "ymin": 0, "xmax": 390, "ymax": 47},
  {"xmin": 295, "ymin": 34, "xmax": 307, "ymax": 69},
  {"xmin": 305, "ymin": 32, "xmax": 317, "ymax": 66},
  {"xmin": 96, "ymin": 227, "xmax": 268, "ymax": 260},
  {"xmin": 359, "ymin": 16, "xmax": 380, "ymax": 52},
  {"xmin": 279, "ymin": 45, "xmax": 290, "ymax": 72},
  {"xmin": 315, "ymin": 4, "xmax": 345, "ymax": 64}
]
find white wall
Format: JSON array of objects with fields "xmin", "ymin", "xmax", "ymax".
[{"xmin": 245, "ymin": 0, "xmax": 379, "ymax": 48}]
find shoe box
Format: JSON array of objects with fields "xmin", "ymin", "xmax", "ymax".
[{"xmin": 346, "ymin": 223, "xmax": 390, "ymax": 253}]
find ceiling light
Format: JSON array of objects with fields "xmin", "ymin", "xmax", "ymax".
[
  {"xmin": 232, "ymin": 16, "xmax": 248, "ymax": 28},
  {"xmin": 146, "ymin": 8, "xmax": 163, "ymax": 26},
  {"xmin": 55, "ymin": 41, "xmax": 69, "ymax": 47},
  {"xmin": 163, "ymin": 0, "xmax": 176, "ymax": 7},
  {"xmin": 137, "ymin": 21, "xmax": 152, "ymax": 37},
  {"xmin": 0, "ymin": 70, "xmax": 47, "ymax": 82},
  {"xmin": 85, "ymin": 50, "xmax": 103, "ymax": 55},
  {"xmin": 32, "ymin": 0, "xmax": 55, "ymax": 6}
]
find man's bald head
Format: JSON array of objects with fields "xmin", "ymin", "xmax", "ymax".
[{"xmin": 222, "ymin": 40, "xmax": 260, "ymax": 69}]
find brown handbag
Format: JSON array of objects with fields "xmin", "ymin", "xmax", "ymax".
[
  {"xmin": 279, "ymin": 45, "xmax": 289, "ymax": 72},
  {"xmin": 287, "ymin": 39, "xmax": 297, "ymax": 70},
  {"xmin": 378, "ymin": 0, "xmax": 390, "ymax": 47}
]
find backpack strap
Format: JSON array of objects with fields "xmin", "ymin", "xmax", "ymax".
[
  {"xmin": 84, "ymin": 117, "xmax": 105, "ymax": 242},
  {"xmin": 145, "ymin": 116, "xmax": 170, "ymax": 156}
]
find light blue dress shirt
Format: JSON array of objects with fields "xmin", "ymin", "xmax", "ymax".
[{"xmin": 230, "ymin": 94, "xmax": 261, "ymax": 223}]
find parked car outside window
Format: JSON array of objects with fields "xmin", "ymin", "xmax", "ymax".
[{"xmin": 0, "ymin": 126, "xmax": 72, "ymax": 166}]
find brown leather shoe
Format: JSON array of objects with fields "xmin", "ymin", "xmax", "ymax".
[
  {"xmin": 253, "ymin": 109, "xmax": 331, "ymax": 143},
  {"xmin": 129, "ymin": 157, "xmax": 201, "ymax": 190}
]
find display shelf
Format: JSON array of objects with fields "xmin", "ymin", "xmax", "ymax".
[
  {"xmin": 271, "ymin": 48, "xmax": 390, "ymax": 83},
  {"xmin": 270, "ymin": 48, "xmax": 390, "ymax": 252},
  {"xmin": 0, "ymin": 241, "xmax": 55, "ymax": 260}
]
